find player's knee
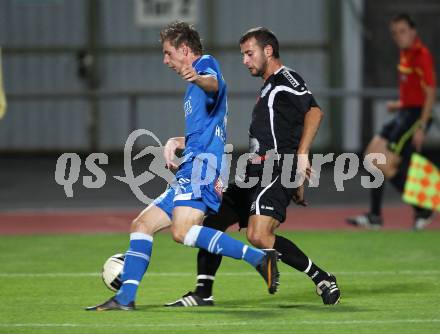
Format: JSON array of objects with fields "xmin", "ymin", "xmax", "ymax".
[
  {"xmin": 130, "ymin": 216, "xmax": 145, "ymax": 233},
  {"xmin": 130, "ymin": 216, "xmax": 156, "ymax": 235},
  {"xmin": 246, "ymin": 230, "xmax": 271, "ymax": 249},
  {"xmin": 170, "ymin": 224, "xmax": 186, "ymax": 244}
]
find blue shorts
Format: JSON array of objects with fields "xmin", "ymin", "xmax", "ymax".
[{"xmin": 153, "ymin": 158, "xmax": 223, "ymax": 219}]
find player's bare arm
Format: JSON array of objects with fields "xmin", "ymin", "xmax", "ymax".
[
  {"xmin": 412, "ymin": 85, "xmax": 436, "ymax": 151},
  {"xmin": 298, "ymin": 106, "xmax": 324, "ymax": 155},
  {"xmin": 164, "ymin": 137, "xmax": 185, "ymax": 169},
  {"xmin": 179, "ymin": 64, "xmax": 219, "ymax": 93},
  {"xmin": 386, "ymin": 100, "xmax": 402, "ymax": 112},
  {"xmin": 296, "ymin": 106, "xmax": 323, "ymax": 182},
  {"xmin": 292, "ymin": 106, "xmax": 324, "ymax": 206}
]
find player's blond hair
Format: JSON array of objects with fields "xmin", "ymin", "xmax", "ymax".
[{"xmin": 160, "ymin": 21, "xmax": 203, "ymax": 55}]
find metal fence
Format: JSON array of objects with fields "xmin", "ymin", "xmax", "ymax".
[{"xmin": 5, "ymin": 87, "xmax": 439, "ymax": 154}]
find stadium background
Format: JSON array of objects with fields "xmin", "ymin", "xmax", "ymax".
[
  {"xmin": 1, "ymin": 0, "xmax": 440, "ymax": 153},
  {"xmin": 1, "ymin": 0, "xmax": 439, "ymax": 213},
  {"xmin": 0, "ymin": 1, "xmax": 439, "ymax": 333}
]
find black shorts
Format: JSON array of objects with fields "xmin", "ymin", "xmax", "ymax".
[
  {"xmin": 203, "ymin": 161, "xmax": 298, "ymax": 230},
  {"xmin": 379, "ymin": 107, "xmax": 422, "ymax": 156}
]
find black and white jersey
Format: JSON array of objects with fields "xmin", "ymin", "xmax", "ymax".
[{"xmin": 249, "ymin": 66, "xmax": 319, "ymax": 156}]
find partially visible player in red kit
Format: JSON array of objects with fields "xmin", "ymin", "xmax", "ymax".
[{"xmin": 348, "ymin": 13, "xmax": 437, "ymax": 230}]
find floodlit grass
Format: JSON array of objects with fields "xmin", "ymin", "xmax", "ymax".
[{"xmin": 0, "ymin": 231, "xmax": 439, "ymax": 334}]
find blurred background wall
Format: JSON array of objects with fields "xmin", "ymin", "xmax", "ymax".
[{"xmin": 0, "ymin": 0, "xmax": 439, "ymax": 153}]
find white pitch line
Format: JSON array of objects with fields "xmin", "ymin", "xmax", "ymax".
[
  {"xmin": 0, "ymin": 270, "xmax": 439, "ymax": 278},
  {"xmin": 0, "ymin": 319, "xmax": 439, "ymax": 328},
  {"xmin": 0, "ymin": 273, "xmax": 101, "ymax": 278}
]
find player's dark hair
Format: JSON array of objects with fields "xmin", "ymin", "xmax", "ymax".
[
  {"xmin": 160, "ymin": 21, "xmax": 203, "ymax": 55},
  {"xmin": 391, "ymin": 13, "xmax": 416, "ymax": 29},
  {"xmin": 239, "ymin": 27, "xmax": 280, "ymax": 59}
]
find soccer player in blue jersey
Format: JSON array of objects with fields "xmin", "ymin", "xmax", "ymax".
[{"xmin": 86, "ymin": 22, "xmax": 279, "ymax": 311}]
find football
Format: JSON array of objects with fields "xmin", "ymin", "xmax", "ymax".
[{"xmin": 102, "ymin": 253, "xmax": 125, "ymax": 292}]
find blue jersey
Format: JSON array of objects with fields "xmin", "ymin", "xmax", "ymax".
[
  {"xmin": 181, "ymin": 55, "xmax": 228, "ymax": 173},
  {"xmin": 154, "ymin": 55, "xmax": 228, "ymax": 216}
]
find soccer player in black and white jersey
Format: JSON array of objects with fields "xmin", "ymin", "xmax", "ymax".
[{"xmin": 166, "ymin": 27, "xmax": 341, "ymax": 307}]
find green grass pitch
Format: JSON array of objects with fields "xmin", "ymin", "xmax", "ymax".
[{"xmin": 0, "ymin": 231, "xmax": 439, "ymax": 334}]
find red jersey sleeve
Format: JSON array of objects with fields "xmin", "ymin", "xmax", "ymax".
[{"xmin": 417, "ymin": 49, "xmax": 436, "ymax": 87}]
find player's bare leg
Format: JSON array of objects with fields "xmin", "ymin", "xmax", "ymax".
[
  {"xmin": 170, "ymin": 206, "xmax": 205, "ymax": 243},
  {"xmin": 347, "ymin": 135, "xmax": 400, "ymax": 229},
  {"xmin": 165, "ymin": 205, "xmax": 237, "ymax": 307},
  {"xmin": 168, "ymin": 212, "xmax": 341, "ymax": 306},
  {"xmin": 171, "ymin": 206, "xmax": 280, "ymax": 295},
  {"xmin": 131, "ymin": 205, "xmax": 173, "ymax": 234},
  {"xmin": 246, "ymin": 215, "xmax": 278, "ymax": 248},
  {"xmin": 365, "ymin": 135, "xmax": 400, "ymax": 178},
  {"xmin": 86, "ymin": 205, "xmax": 171, "ymax": 311},
  {"xmin": 247, "ymin": 215, "xmax": 340, "ymax": 305}
]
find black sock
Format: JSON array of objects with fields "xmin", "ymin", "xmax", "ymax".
[
  {"xmin": 273, "ymin": 235, "xmax": 309, "ymax": 271},
  {"xmin": 274, "ymin": 235, "xmax": 328, "ymax": 284},
  {"xmin": 194, "ymin": 249, "xmax": 222, "ymax": 298},
  {"xmin": 370, "ymin": 183, "xmax": 385, "ymax": 216},
  {"xmin": 306, "ymin": 263, "xmax": 329, "ymax": 285},
  {"xmin": 390, "ymin": 147, "xmax": 412, "ymax": 194},
  {"xmin": 413, "ymin": 205, "xmax": 433, "ymax": 219},
  {"xmin": 389, "ymin": 169, "xmax": 406, "ymax": 193}
]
